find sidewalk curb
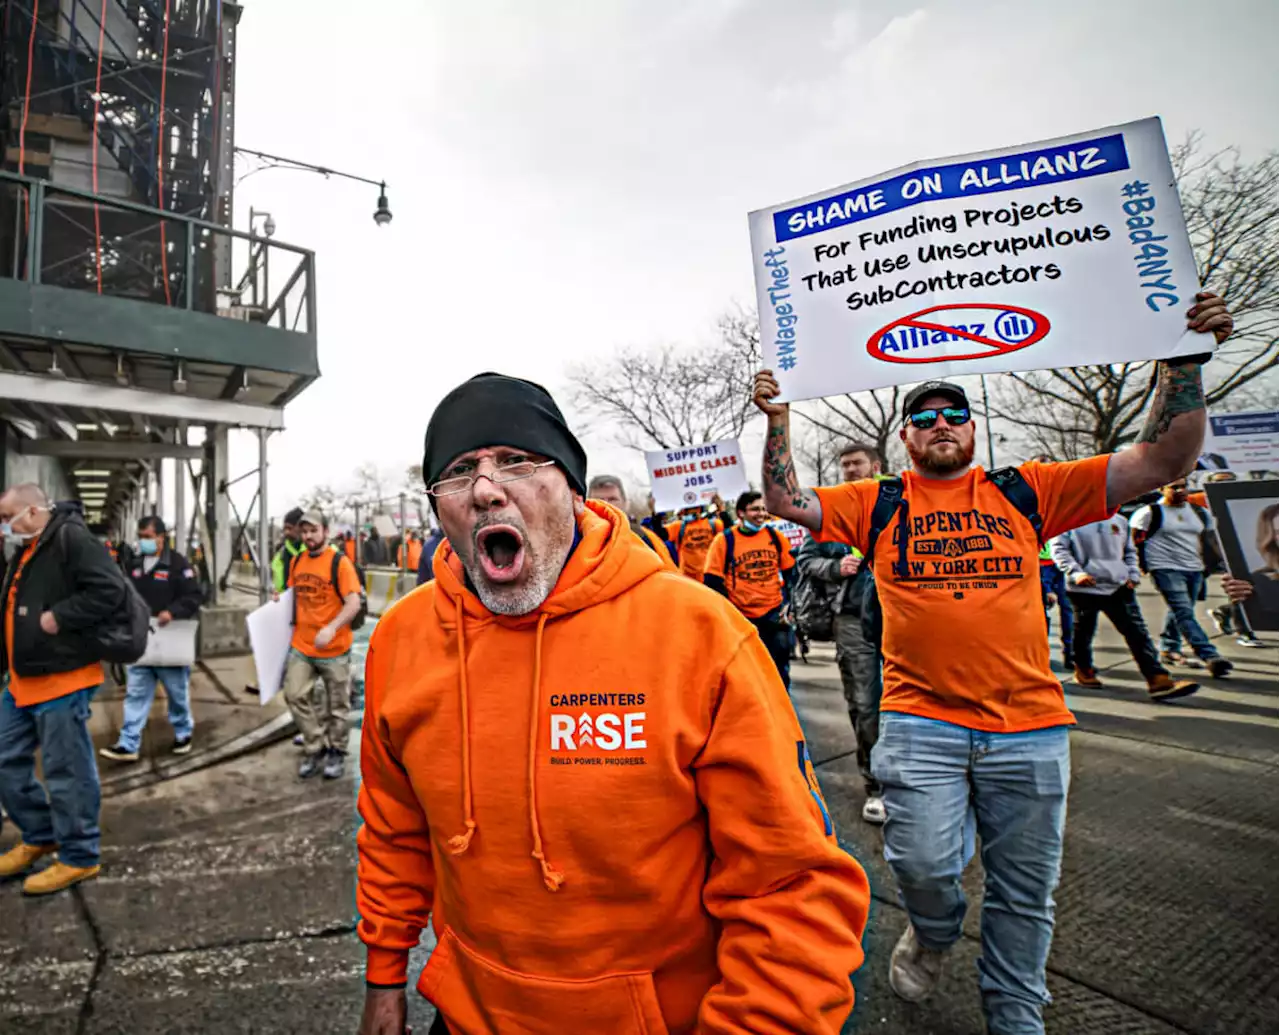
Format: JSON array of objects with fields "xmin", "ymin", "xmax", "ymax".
[
  {"xmin": 100, "ymin": 712, "xmax": 299, "ymax": 799},
  {"xmin": 99, "ymin": 707, "xmax": 366, "ymax": 798}
]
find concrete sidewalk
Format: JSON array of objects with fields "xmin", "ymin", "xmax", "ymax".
[{"xmin": 89, "ymin": 654, "xmax": 296, "ymax": 798}]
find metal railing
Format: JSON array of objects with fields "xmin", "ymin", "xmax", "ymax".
[{"xmin": 0, "ymin": 168, "xmax": 316, "ymax": 336}]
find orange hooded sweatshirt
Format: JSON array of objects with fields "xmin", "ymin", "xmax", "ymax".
[{"xmin": 357, "ymin": 501, "xmax": 869, "ymax": 1035}]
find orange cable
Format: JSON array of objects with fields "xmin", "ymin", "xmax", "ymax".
[
  {"xmin": 91, "ymin": 0, "xmax": 107, "ymax": 293},
  {"xmin": 156, "ymin": 0, "xmax": 172, "ymax": 305},
  {"xmin": 17, "ymin": 0, "xmax": 37, "ymax": 276}
]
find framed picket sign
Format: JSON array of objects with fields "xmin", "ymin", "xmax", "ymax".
[
  {"xmin": 1204, "ymin": 479, "xmax": 1279, "ymax": 633},
  {"xmin": 749, "ymin": 117, "xmax": 1207, "ymax": 402}
]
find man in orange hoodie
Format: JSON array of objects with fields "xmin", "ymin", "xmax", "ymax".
[{"xmin": 356, "ymin": 373, "xmax": 869, "ymax": 1035}]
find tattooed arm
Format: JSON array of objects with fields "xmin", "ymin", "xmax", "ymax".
[
  {"xmin": 753, "ymin": 371, "xmax": 824, "ymax": 532},
  {"xmin": 1105, "ymin": 292, "xmax": 1232, "ymax": 511}
]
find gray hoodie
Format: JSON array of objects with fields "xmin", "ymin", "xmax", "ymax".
[{"xmin": 1051, "ymin": 514, "xmax": 1141, "ymax": 596}]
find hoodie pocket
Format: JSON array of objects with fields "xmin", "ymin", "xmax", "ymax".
[{"xmin": 419, "ymin": 926, "xmax": 669, "ymax": 1035}]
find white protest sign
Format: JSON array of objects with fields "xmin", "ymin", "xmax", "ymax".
[
  {"xmin": 645, "ymin": 439, "xmax": 749, "ymax": 512},
  {"xmin": 246, "ymin": 590, "xmax": 294, "ymax": 706},
  {"xmin": 1205, "ymin": 410, "xmax": 1279, "ymax": 472},
  {"xmin": 749, "ymin": 117, "xmax": 1203, "ymax": 402}
]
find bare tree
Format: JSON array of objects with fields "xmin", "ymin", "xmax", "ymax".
[
  {"xmin": 791, "ymin": 387, "xmax": 906, "ymax": 474},
  {"xmin": 567, "ymin": 305, "xmax": 761, "ymax": 449},
  {"xmin": 990, "ymin": 136, "xmax": 1278, "ymax": 459},
  {"xmin": 354, "ymin": 462, "xmax": 397, "ymax": 510}
]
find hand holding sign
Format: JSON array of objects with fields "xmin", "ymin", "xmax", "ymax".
[{"xmin": 752, "ymin": 370, "xmax": 787, "ymax": 417}]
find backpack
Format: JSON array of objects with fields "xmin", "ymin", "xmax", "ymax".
[
  {"xmin": 793, "ymin": 567, "xmax": 835, "ymax": 641},
  {"xmin": 56, "ymin": 525, "xmax": 150, "ymax": 663},
  {"xmin": 1135, "ymin": 503, "xmax": 1221, "ymax": 575},
  {"xmin": 291, "ymin": 548, "xmax": 369, "ymax": 632}
]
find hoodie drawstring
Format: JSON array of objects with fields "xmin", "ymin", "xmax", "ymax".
[
  {"xmin": 447, "ymin": 597, "xmax": 478, "ymax": 855},
  {"xmin": 528, "ymin": 613, "xmax": 564, "ymax": 892}
]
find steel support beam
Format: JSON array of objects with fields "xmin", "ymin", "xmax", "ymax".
[
  {"xmin": 14, "ymin": 438, "xmax": 204, "ymax": 460},
  {"xmin": 257, "ymin": 429, "xmax": 270, "ymax": 604},
  {"xmin": 0, "ymin": 372, "xmax": 285, "ymax": 429}
]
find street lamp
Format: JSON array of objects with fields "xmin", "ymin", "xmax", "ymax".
[
  {"xmin": 249, "ymin": 207, "xmax": 276, "ymax": 238},
  {"xmin": 235, "ymin": 147, "xmax": 393, "ymax": 228}
]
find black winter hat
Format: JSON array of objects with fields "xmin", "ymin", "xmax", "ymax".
[{"xmin": 422, "ymin": 373, "xmax": 588, "ymax": 496}]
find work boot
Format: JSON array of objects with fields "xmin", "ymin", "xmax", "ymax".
[
  {"xmin": 0, "ymin": 842, "xmax": 56, "ymax": 878},
  {"xmin": 298, "ymin": 751, "xmax": 325, "ymax": 779},
  {"xmin": 1073, "ymin": 666, "xmax": 1103, "ymax": 688},
  {"xmin": 1207, "ymin": 657, "xmax": 1234, "ymax": 678},
  {"xmin": 1147, "ymin": 673, "xmax": 1199, "ymax": 701},
  {"xmin": 322, "ymin": 750, "xmax": 346, "ymax": 780},
  {"xmin": 22, "ymin": 860, "xmax": 101, "ymax": 896},
  {"xmin": 889, "ymin": 924, "xmax": 950, "ymax": 1003}
]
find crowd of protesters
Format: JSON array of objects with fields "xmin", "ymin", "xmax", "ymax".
[
  {"xmin": 0, "ymin": 290, "xmax": 1271, "ymax": 1035},
  {"xmin": 347, "ymin": 287, "xmax": 1276, "ymax": 1035}
]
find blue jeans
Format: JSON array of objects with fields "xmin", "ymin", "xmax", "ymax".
[
  {"xmin": 872, "ymin": 713, "xmax": 1071, "ymax": 1035},
  {"xmin": 1151, "ymin": 570, "xmax": 1219, "ymax": 660},
  {"xmin": 118, "ymin": 665, "xmax": 194, "ymax": 752},
  {"xmin": 1039, "ymin": 564, "xmax": 1073, "ymax": 657},
  {"xmin": 0, "ymin": 684, "xmax": 102, "ymax": 867}
]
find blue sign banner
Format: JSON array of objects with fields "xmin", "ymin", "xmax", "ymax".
[{"xmin": 773, "ymin": 134, "xmax": 1130, "ymax": 242}]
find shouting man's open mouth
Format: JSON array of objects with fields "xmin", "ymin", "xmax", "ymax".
[{"xmin": 475, "ymin": 525, "xmax": 527, "ymax": 584}]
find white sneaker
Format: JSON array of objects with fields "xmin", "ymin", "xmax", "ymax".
[
  {"xmin": 889, "ymin": 924, "xmax": 949, "ymax": 1003},
  {"xmin": 862, "ymin": 796, "xmax": 887, "ymax": 825}
]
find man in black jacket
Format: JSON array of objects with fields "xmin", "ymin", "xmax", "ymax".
[
  {"xmin": 0, "ymin": 486, "xmax": 126, "ymax": 895},
  {"xmin": 100, "ymin": 516, "xmax": 203, "ymax": 763}
]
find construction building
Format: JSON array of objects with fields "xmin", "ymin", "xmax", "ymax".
[{"xmin": 0, "ymin": 0, "xmax": 317, "ymax": 630}]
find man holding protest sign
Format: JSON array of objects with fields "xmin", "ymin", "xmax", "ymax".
[{"xmin": 752, "ymin": 292, "xmax": 1232, "ymax": 1035}]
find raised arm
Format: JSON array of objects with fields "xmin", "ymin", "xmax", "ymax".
[
  {"xmin": 1105, "ymin": 292, "xmax": 1232, "ymax": 511},
  {"xmin": 752, "ymin": 370, "xmax": 823, "ymax": 533}
]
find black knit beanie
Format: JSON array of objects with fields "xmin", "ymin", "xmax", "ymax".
[{"xmin": 422, "ymin": 373, "xmax": 587, "ymax": 495}]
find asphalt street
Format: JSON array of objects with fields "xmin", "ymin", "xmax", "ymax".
[{"xmin": 0, "ymin": 585, "xmax": 1273, "ymax": 1034}]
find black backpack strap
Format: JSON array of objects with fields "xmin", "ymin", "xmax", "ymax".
[
  {"xmin": 1146, "ymin": 502, "xmax": 1164, "ymax": 538},
  {"xmin": 723, "ymin": 528, "xmax": 736, "ymax": 584},
  {"xmin": 858, "ymin": 478, "xmax": 905, "ymax": 576},
  {"xmin": 986, "ymin": 467, "xmax": 1044, "ymax": 546},
  {"xmin": 767, "ymin": 525, "xmax": 783, "ymax": 560}
]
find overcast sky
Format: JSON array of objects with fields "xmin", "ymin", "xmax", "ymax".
[{"xmin": 226, "ymin": 0, "xmax": 1278, "ymax": 520}]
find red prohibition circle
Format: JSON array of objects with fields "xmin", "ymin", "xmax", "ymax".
[{"xmin": 866, "ymin": 303, "xmax": 1051, "ymax": 365}]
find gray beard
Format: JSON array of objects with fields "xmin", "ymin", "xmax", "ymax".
[
  {"xmin": 458, "ymin": 513, "xmax": 576, "ymax": 617},
  {"xmin": 464, "ymin": 558, "xmax": 563, "ymax": 616}
]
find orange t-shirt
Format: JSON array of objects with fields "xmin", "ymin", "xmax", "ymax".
[
  {"xmin": 664, "ymin": 516, "xmax": 723, "ymax": 581},
  {"xmin": 815, "ymin": 458, "xmax": 1112, "ymax": 732},
  {"xmin": 5, "ymin": 539, "xmax": 104, "ymax": 708},
  {"xmin": 289, "ymin": 547, "xmax": 363, "ymax": 658},
  {"xmin": 703, "ymin": 526, "xmax": 795, "ymax": 619}
]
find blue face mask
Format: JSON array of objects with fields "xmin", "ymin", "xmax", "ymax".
[
  {"xmin": 138, "ymin": 538, "xmax": 159, "ymax": 556},
  {"xmin": 740, "ymin": 520, "xmax": 764, "ymax": 534}
]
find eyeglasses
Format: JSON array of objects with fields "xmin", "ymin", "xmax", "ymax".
[
  {"xmin": 428, "ymin": 459, "xmax": 556, "ymax": 497},
  {"xmin": 906, "ymin": 406, "xmax": 971, "ymax": 430}
]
